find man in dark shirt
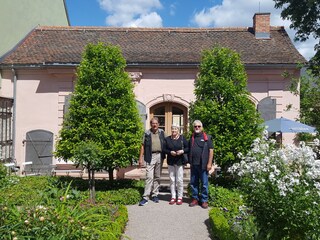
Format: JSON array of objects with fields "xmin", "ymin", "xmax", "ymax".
[{"xmin": 188, "ymin": 120, "xmax": 214, "ymax": 209}]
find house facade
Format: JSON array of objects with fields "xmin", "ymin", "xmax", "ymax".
[
  {"xmin": 0, "ymin": 0, "xmax": 69, "ymax": 166},
  {"xmin": 0, "ymin": 13, "xmax": 305, "ymax": 170},
  {"xmin": 0, "ymin": 0, "xmax": 69, "ymax": 57}
]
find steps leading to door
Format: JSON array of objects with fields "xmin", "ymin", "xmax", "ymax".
[
  {"xmin": 160, "ymin": 163, "xmax": 190, "ymax": 190},
  {"xmin": 123, "ymin": 162, "xmax": 191, "ymax": 192}
]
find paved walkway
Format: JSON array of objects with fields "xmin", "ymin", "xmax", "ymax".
[{"xmin": 122, "ymin": 192, "xmax": 212, "ymax": 240}]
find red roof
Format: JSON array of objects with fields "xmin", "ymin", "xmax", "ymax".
[{"xmin": 0, "ymin": 26, "xmax": 305, "ymax": 66}]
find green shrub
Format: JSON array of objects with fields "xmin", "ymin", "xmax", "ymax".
[
  {"xmin": 209, "ymin": 185, "xmax": 257, "ymax": 240},
  {"xmin": 0, "ymin": 176, "xmax": 142, "ymax": 239},
  {"xmin": 229, "ymin": 137, "xmax": 320, "ymax": 239},
  {"xmin": 0, "ymin": 176, "xmax": 52, "ymax": 205},
  {"xmin": 55, "ymin": 176, "xmax": 144, "ymax": 192},
  {"xmin": 0, "ymin": 201, "xmax": 128, "ymax": 239},
  {"xmin": 209, "ymin": 207, "xmax": 234, "ymax": 240},
  {"xmin": 0, "ymin": 163, "xmax": 7, "ymax": 180},
  {"xmin": 96, "ymin": 188, "xmax": 141, "ymax": 205},
  {"xmin": 0, "ymin": 164, "xmax": 19, "ymax": 189}
]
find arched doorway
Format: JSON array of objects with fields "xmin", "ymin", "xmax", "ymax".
[{"xmin": 150, "ymin": 103, "xmax": 188, "ymax": 136}]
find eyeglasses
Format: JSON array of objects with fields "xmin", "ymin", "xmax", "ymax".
[{"xmin": 194, "ymin": 125, "xmax": 201, "ymax": 128}]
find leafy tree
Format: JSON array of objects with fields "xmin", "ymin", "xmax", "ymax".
[
  {"xmin": 55, "ymin": 43, "xmax": 143, "ymax": 202},
  {"xmin": 273, "ymin": 0, "xmax": 320, "ymax": 74},
  {"xmin": 72, "ymin": 141, "xmax": 105, "ymax": 203},
  {"xmin": 189, "ymin": 46, "xmax": 264, "ymax": 171},
  {"xmin": 299, "ymin": 70, "xmax": 320, "ymax": 133}
]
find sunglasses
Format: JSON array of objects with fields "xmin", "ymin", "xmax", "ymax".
[{"xmin": 194, "ymin": 125, "xmax": 201, "ymax": 128}]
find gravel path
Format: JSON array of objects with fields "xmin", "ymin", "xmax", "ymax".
[{"xmin": 122, "ymin": 192, "xmax": 212, "ymax": 240}]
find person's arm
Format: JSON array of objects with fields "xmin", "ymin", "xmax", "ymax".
[
  {"xmin": 138, "ymin": 144, "xmax": 144, "ymax": 168},
  {"xmin": 176, "ymin": 136, "xmax": 187, "ymax": 155},
  {"xmin": 207, "ymin": 148, "xmax": 213, "ymax": 171},
  {"xmin": 183, "ymin": 137, "xmax": 189, "ymax": 154},
  {"xmin": 207, "ymin": 136, "xmax": 214, "ymax": 171},
  {"xmin": 163, "ymin": 138, "xmax": 172, "ymax": 155}
]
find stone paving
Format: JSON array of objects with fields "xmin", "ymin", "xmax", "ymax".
[{"xmin": 122, "ymin": 192, "xmax": 212, "ymax": 240}]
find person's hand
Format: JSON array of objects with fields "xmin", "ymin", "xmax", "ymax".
[
  {"xmin": 171, "ymin": 151, "xmax": 177, "ymax": 156},
  {"xmin": 176, "ymin": 150, "xmax": 184, "ymax": 155},
  {"xmin": 138, "ymin": 158, "xmax": 144, "ymax": 168},
  {"xmin": 207, "ymin": 164, "xmax": 212, "ymax": 172}
]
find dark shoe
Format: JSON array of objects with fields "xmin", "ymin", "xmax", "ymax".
[
  {"xmin": 139, "ymin": 198, "xmax": 148, "ymax": 206},
  {"xmin": 201, "ymin": 202, "xmax": 209, "ymax": 209},
  {"xmin": 189, "ymin": 199, "xmax": 198, "ymax": 207},
  {"xmin": 152, "ymin": 196, "xmax": 159, "ymax": 203}
]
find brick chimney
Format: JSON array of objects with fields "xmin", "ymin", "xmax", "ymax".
[{"xmin": 253, "ymin": 13, "xmax": 270, "ymax": 39}]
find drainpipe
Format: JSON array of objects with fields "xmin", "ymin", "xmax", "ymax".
[{"xmin": 12, "ymin": 68, "xmax": 17, "ymax": 162}]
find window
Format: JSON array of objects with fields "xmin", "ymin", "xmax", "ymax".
[
  {"xmin": 0, "ymin": 97, "xmax": 13, "ymax": 162},
  {"xmin": 150, "ymin": 103, "xmax": 188, "ymax": 135}
]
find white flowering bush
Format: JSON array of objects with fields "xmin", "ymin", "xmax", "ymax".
[{"xmin": 229, "ymin": 136, "xmax": 320, "ymax": 239}]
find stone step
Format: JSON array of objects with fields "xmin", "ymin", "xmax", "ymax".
[
  {"xmin": 122, "ymin": 164, "xmax": 191, "ymax": 195},
  {"xmin": 161, "ymin": 168, "xmax": 190, "ymax": 185},
  {"xmin": 124, "ymin": 165, "xmax": 190, "ymax": 179}
]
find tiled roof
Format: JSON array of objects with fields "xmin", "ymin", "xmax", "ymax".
[{"xmin": 0, "ymin": 26, "xmax": 305, "ymax": 66}]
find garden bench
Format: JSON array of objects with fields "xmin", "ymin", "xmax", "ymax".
[
  {"xmin": 52, "ymin": 164, "xmax": 84, "ymax": 177},
  {"xmin": 4, "ymin": 162, "xmax": 20, "ymax": 175},
  {"xmin": 21, "ymin": 161, "xmax": 40, "ymax": 176},
  {"xmin": 21, "ymin": 162, "xmax": 57, "ymax": 176}
]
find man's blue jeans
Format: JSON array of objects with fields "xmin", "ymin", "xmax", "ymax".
[{"xmin": 190, "ymin": 164, "xmax": 209, "ymax": 202}]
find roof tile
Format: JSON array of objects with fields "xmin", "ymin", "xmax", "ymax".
[{"xmin": 0, "ymin": 26, "xmax": 306, "ymax": 66}]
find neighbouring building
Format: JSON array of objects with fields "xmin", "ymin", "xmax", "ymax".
[
  {"xmin": 0, "ymin": 13, "xmax": 305, "ymax": 172},
  {"xmin": 0, "ymin": 0, "xmax": 69, "ymax": 57},
  {"xmin": 0, "ymin": 0, "xmax": 69, "ymax": 166}
]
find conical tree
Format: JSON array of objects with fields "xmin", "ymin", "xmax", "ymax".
[
  {"xmin": 55, "ymin": 43, "xmax": 143, "ymax": 202},
  {"xmin": 189, "ymin": 46, "xmax": 263, "ymax": 171}
]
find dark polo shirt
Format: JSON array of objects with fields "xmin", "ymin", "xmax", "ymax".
[{"xmin": 190, "ymin": 133, "xmax": 213, "ymax": 165}]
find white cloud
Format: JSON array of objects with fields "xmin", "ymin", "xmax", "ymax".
[
  {"xmin": 191, "ymin": 0, "xmax": 316, "ymax": 60},
  {"xmin": 294, "ymin": 38, "xmax": 317, "ymax": 60},
  {"xmin": 170, "ymin": 3, "xmax": 176, "ymax": 16},
  {"xmin": 97, "ymin": 0, "xmax": 316, "ymax": 59},
  {"xmin": 125, "ymin": 12, "xmax": 163, "ymax": 27},
  {"xmin": 98, "ymin": 0, "xmax": 163, "ymax": 27}
]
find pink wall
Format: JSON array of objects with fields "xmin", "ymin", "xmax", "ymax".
[
  {"xmin": 0, "ymin": 65, "xmax": 301, "ymax": 166},
  {"xmin": 0, "ymin": 71, "xmax": 14, "ymax": 98},
  {"xmin": 247, "ymin": 67, "xmax": 300, "ymax": 120},
  {"xmin": 133, "ymin": 68, "xmax": 196, "ymax": 123}
]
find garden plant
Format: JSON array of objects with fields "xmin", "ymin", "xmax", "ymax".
[
  {"xmin": 229, "ymin": 135, "xmax": 320, "ymax": 239},
  {"xmin": 208, "ymin": 185, "xmax": 257, "ymax": 240},
  {"xmin": 0, "ymin": 174, "xmax": 143, "ymax": 239}
]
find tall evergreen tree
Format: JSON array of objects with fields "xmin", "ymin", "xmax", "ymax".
[
  {"xmin": 189, "ymin": 46, "xmax": 263, "ymax": 171},
  {"xmin": 55, "ymin": 43, "xmax": 143, "ymax": 201}
]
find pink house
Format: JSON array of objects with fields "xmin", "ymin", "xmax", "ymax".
[{"xmin": 0, "ymin": 13, "xmax": 305, "ymax": 172}]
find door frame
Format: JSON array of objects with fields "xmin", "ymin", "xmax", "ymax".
[{"xmin": 150, "ymin": 102, "xmax": 188, "ymax": 136}]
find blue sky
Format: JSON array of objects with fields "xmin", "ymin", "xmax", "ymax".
[{"xmin": 65, "ymin": 0, "xmax": 316, "ymax": 59}]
